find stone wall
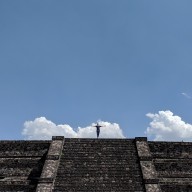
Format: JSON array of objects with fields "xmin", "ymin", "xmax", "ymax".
[
  {"xmin": 135, "ymin": 137, "xmax": 161, "ymax": 192},
  {"xmin": 53, "ymin": 138, "xmax": 145, "ymax": 192},
  {"xmin": 148, "ymin": 141, "xmax": 192, "ymax": 191},
  {"xmin": 0, "ymin": 141, "xmax": 50, "ymax": 192},
  {"xmin": 1, "ymin": 138, "xmax": 192, "ymax": 192},
  {"xmin": 36, "ymin": 136, "xmax": 64, "ymax": 192}
]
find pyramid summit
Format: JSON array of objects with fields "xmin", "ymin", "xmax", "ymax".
[{"xmin": 0, "ymin": 136, "xmax": 192, "ymax": 191}]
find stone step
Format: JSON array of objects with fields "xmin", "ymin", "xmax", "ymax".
[
  {"xmin": 53, "ymin": 182, "xmax": 144, "ymax": 189},
  {"xmin": 55, "ymin": 176, "xmax": 143, "ymax": 182},
  {"xmin": 56, "ymin": 173, "xmax": 143, "ymax": 178},
  {"xmin": 53, "ymin": 187, "xmax": 144, "ymax": 192},
  {"xmin": 63, "ymin": 146, "xmax": 137, "ymax": 149},
  {"xmin": 60, "ymin": 158, "xmax": 139, "ymax": 162},
  {"xmin": 58, "ymin": 164, "xmax": 139, "ymax": 168},
  {"xmin": 0, "ymin": 157, "xmax": 45, "ymax": 177},
  {"xmin": 63, "ymin": 142, "xmax": 136, "ymax": 145},
  {"xmin": 0, "ymin": 184, "xmax": 36, "ymax": 192},
  {"xmin": 0, "ymin": 157, "xmax": 42, "ymax": 167},
  {"xmin": 160, "ymin": 184, "xmax": 192, "ymax": 192},
  {"xmin": 0, "ymin": 142, "xmax": 50, "ymax": 157},
  {"xmin": 158, "ymin": 172, "xmax": 192, "ymax": 178},
  {"xmin": 63, "ymin": 148, "xmax": 137, "ymax": 152},
  {"xmin": 63, "ymin": 151, "xmax": 137, "ymax": 153},
  {"xmin": 154, "ymin": 161, "xmax": 192, "ymax": 178},
  {"xmin": 53, "ymin": 182, "xmax": 145, "ymax": 190},
  {"xmin": 160, "ymin": 177, "xmax": 192, "ymax": 183},
  {"xmin": 63, "ymin": 150, "xmax": 137, "ymax": 152},
  {"xmin": 62, "ymin": 152, "xmax": 138, "ymax": 155},
  {"xmin": 148, "ymin": 142, "xmax": 192, "ymax": 159},
  {"xmin": 62, "ymin": 146, "xmax": 137, "ymax": 149},
  {"xmin": 64, "ymin": 138, "xmax": 135, "ymax": 141},
  {"xmin": 61, "ymin": 150, "xmax": 138, "ymax": 154},
  {"xmin": 53, "ymin": 185, "xmax": 144, "ymax": 190},
  {"xmin": 58, "ymin": 164, "xmax": 141, "ymax": 168},
  {"xmin": 56, "ymin": 172, "xmax": 142, "ymax": 176},
  {"xmin": 53, "ymin": 139, "xmax": 144, "ymax": 192}
]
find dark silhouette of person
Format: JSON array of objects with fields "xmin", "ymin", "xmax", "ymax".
[{"xmin": 94, "ymin": 123, "xmax": 103, "ymax": 139}]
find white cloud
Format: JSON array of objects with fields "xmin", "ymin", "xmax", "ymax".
[
  {"xmin": 22, "ymin": 117, "xmax": 77, "ymax": 140},
  {"xmin": 182, "ymin": 92, "xmax": 191, "ymax": 99},
  {"xmin": 145, "ymin": 110, "xmax": 192, "ymax": 141},
  {"xmin": 22, "ymin": 117, "xmax": 125, "ymax": 140}
]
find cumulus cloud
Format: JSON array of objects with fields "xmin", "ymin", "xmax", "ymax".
[
  {"xmin": 145, "ymin": 110, "xmax": 192, "ymax": 141},
  {"xmin": 22, "ymin": 117, "xmax": 125, "ymax": 140}
]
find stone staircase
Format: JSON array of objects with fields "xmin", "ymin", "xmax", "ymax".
[
  {"xmin": 0, "ymin": 141, "xmax": 50, "ymax": 192},
  {"xmin": 53, "ymin": 138, "xmax": 145, "ymax": 192},
  {"xmin": 148, "ymin": 142, "xmax": 192, "ymax": 192},
  {"xmin": 2, "ymin": 137, "xmax": 192, "ymax": 191}
]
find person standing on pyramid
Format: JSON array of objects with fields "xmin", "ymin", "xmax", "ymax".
[{"xmin": 93, "ymin": 122, "xmax": 103, "ymax": 138}]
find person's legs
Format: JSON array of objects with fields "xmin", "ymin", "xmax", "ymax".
[{"xmin": 97, "ymin": 128, "xmax": 100, "ymax": 138}]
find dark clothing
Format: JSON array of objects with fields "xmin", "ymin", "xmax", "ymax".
[
  {"xmin": 96, "ymin": 127, "xmax": 100, "ymax": 138},
  {"xmin": 94, "ymin": 124, "xmax": 102, "ymax": 138}
]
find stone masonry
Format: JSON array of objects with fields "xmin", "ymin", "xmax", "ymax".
[
  {"xmin": 149, "ymin": 141, "xmax": 192, "ymax": 192},
  {"xmin": 53, "ymin": 138, "xmax": 145, "ymax": 191},
  {"xmin": 36, "ymin": 136, "xmax": 64, "ymax": 192},
  {"xmin": 135, "ymin": 137, "xmax": 161, "ymax": 192},
  {"xmin": 0, "ymin": 140, "xmax": 50, "ymax": 191},
  {"xmin": 0, "ymin": 137, "xmax": 192, "ymax": 191}
]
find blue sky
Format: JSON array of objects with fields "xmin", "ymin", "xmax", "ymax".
[{"xmin": 1, "ymin": 0, "xmax": 192, "ymax": 140}]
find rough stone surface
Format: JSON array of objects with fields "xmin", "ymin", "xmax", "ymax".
[
  {"xmin": 53, "ymin": 138, "xmax": 145, "ymax": 192},
  {"xmin": 136, "ymin": 140, "xmax": 162, "ymax": 192},
  {"xmin": 36, "ymin": 183, "xmax": 52, "ymax": 192},
  {"xmin": 136, "ymin": 141, "xmax": 151, "ymax": 157},
  {"xmin": 0, "ymin": 141, "xmax": 50, "ymax": 192},
  {"xmin": 0, "ymin": 141, "xmax": 50, "ymax": 157},
  {"xmin": 48, "ymin": 140, "xmax": 64, "ymax": 156},
  {"xmin": 40, "ymin": 160, "xmax": 58, "ymax": 178},
  {"xmin": 149, "ymin": 141, "xmax": 192, "ymax": 191},
  {"xmin": 140, "ymin": 161, "xmax": 157, "ymax": 179},
  {"xmin": 36, "ymin": 137, "xmax": 64, "ymax": 192},
  {"xmin": 145, "ymin": 184, "xmax": 161, "ymax": 192},
  {"xmin": 1, "ymin": 138, "xmax": 192, "ymax": 191}
]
